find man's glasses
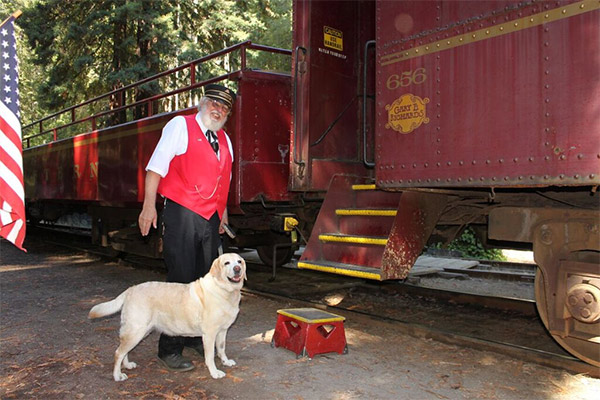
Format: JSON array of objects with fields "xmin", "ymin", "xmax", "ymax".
[{"xmin": 207, "ymin": 98, "xmax": 231, "ymax": 114}]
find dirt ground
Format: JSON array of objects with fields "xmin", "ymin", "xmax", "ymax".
[{"xmin": 1, "ymin": 237, "xmax": 599, "ymax": 400}]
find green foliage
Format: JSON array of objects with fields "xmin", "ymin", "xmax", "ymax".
[
  {"xmin": 432, "ymin": 227, "xmax": 507, "ymax": 261},
  {"xmin": 7, "ymin": 0, "xmax": 292, "ymax": 132}
]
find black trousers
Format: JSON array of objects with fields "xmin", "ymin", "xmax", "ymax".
[{"xmin": 158, "ymin": 199, "xmax": 221, "ymax": 357}]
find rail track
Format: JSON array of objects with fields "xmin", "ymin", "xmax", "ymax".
[{"xmin": 30, "ymin": 227, "xmax": 599, "ymax": 377}]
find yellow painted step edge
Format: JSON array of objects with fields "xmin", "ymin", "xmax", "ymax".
[
  {"xmin": 298, "ymin": 261, "xmax": 382, "ymax": 281},
  {"xmin": 319, "ymin": 234, "xmax": 388, "ymax": 246},
  {"xmin": 336, "ymin": 209, "xmax": 397, "ymax": 216},
  {"xmin": 351, "ymin": 184, "xmax": 376, "ymax": 190},
  {"xmin": 276, "ymin": 309, "xmax": 345, "ymax": 323}
]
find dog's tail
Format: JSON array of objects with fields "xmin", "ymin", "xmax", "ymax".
[{"xmin": 88, "ymin": 290, "xmax": 128, "ymax": 319}]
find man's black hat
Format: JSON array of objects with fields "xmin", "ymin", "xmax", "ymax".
[{"xmin": 204, "ymin": 84, "xmax": 236, "ymax": 109}]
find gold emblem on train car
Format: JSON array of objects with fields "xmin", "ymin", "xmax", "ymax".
[{"xmin": 385, "ymin": 94, "xmax": 430, "ymax": 134}]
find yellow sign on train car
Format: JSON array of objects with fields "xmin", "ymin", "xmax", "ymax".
[
  {"xmin": 324, "ymin": 26, "xmax": 343, "ymax": 51},
  {"xmin": 385, "ymin": 94, "xmax": 430, "ymax": 134}
]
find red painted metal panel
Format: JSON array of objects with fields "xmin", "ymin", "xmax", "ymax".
[
  {"xmin": 375, "ymin": 0, "xmax": 600, "ymax": 189},
  {"xmin": 235, "ymin": 71, "xmax": 292, "ymax": 202},
  {"xmin": 291, "ymin": 0, "xmax": 376, "ymax": 191}
]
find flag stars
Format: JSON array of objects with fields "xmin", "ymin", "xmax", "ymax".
[
  {"xmin": 1, "ymin": 28, "xmax": 7, "ymax": 36},
  {"xmin": 3, "ymin": 63, "xmax": 8, "ymax": 70},
  {"xmin": 4, "ymin": 74, "xmax": 10, "ymax": 81},
  {"xmin": 2, "ymin": 52, "xmax": 8, "ymax": 59},
  {"xmin": 4, "ymin": 86, "xmax": 10, "ymax": 93},
  {"xmin": 1, "ymin": 41, "xmax": 8, "ymax": 48},
  {"xmin": 4, "ymin": 97, "xmax": 11, "ymax": 104}
]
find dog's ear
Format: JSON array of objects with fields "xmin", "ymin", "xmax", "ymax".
[
  {"xmin": 209, "ymin": 256, "xmax": 222, "ymax": 278},
  {"xmin": 242, "ymin": 258, "xmax": 248, "ymax": 281}
]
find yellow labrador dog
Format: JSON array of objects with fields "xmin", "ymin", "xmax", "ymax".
[{"xmin": 89, "ymin": 253, "xmax": 246, "ymax": 381}]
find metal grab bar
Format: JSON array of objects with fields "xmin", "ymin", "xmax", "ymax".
[
  {"xmin": 363, "ymin": 40, "xmax": 376, "ymax": 168},
  {"xmin": 292, "ymin": 46, "xmax": 307, "ymax": 169}
]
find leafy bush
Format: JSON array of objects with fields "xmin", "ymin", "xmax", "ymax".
[{"xmin": 431, "ymin": 227, "xmax": 506, "ymax": 261}]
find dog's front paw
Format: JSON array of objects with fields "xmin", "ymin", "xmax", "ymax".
[
  {"xmin": 222, "ymin": 359, "xmax": 236, "ymax": 367},
  {"xmin": 210, "ymin": 369, "xmax": 226, "ymax": 379},
  {"xmin": 123, "ymin": 361, "xmax": 137, "ymax": 370},
  {"xmin": 114, "ymin": 372, "xmax": 128, "ymax": 382}
]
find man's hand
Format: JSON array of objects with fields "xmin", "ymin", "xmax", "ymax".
[
  {"xmin": 139, "ymin": 205, "xmax": 157, "ymax": 236},
  {"xmin": 219, "ymin": 209, "xmax": 229, "ymax": 235},
  {"xmin": 139, "ymin": 171, "xmax": 161, "ymax": 236}
]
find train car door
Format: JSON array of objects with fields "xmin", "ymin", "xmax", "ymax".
[{"xmin": 291, "ymin": 0, "xmax": 376, "ymax": 191}]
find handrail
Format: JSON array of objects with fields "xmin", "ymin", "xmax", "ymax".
[
  {"xmin": 292, "ymin": 46, "xmax": 307, "ymax": 169},
  {"xmin": 22, "ymin": 41, "xmax": 291, "ymax": 148},
  {"xmin": 363, "ymin": 40, "xmax": 376, "ymax": 168}
]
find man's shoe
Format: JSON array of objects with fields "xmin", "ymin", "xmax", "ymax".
[
  {"xmin": 185, "ymin": 342, "xmax": 204, "ymax": 357},
  {"xmin": 157, "ymin": 354, "xmax": 195, "ymax": 372}
]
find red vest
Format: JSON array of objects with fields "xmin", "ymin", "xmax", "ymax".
[{"xmin": 158, "ymin": 114, "xmax": 232, "ymax": 220}]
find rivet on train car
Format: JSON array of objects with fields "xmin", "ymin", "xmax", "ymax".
[
  {"xmin": 469, "ymin": 177, "xmax": 473, "ymax": 181},
  {"xmin": 577, "ymin": 154, "xmax": 584, "ymax": 160},
  {"xmin": 514, "ymin": 22, "xmax": 518, "ymax": 27},
  {"xmin": 580, "ymin": 4, "xmax": 585, "ymax": 9},
  {"xmin": 590, "ymin": 174, "xmax": 596, "ymax": 179},
  {"xmin": 405, "ymin": 52, "xmax": 409, "ymax": 56},
  {"xmin": 424, "ymin": 163, "xmax": 429, "ymax": 168},
  {"xmin": 447, "ymin": 161, "xmax": 452, "ymax": 166},
  {"xmin": 436, "ymin": 126, "xmax": 441, "ymax": 131},
  {"xmin": 425, "ymin": 46, "xmax": 429, "ymax": 51},
  {"xmin": 545, "ymin": 143, "xmax": 550, "ymax": 148},
  {"xmin": 436, "ymin": 178, "xmax": 441, "ymax": 182},
  {"xmin": 530, "ymin": 176, "xmax": 535, "ymax": 180},
  {"xmin": 486, "ymin": 30, "xmax": 490, "ymax": 35},
  {"xmin": 544, "ymin": 56, "xmax": 549, "ymax": 61},
  {"xmin": 562, "ymin": 9, "xmax": 567, "ymax": 14},
  {"xmin": 407, "ymin": 180, "xmax": 412, "ymax": 184},
  {"xmin": 427, "ymin": 179, "xmax": 431, "ymax": 183},
  {"xmin": 437, "ymin": 103, "xmax": 441, "ymax": 107},
  {"xmin": 560, "ymin": 155, "xmax": 566, "ymax": 160},
  {"xmin": 499, "ymin": 158, "xmax": 504, "ymax": 163},
  {"xmin": 545, "ymin": 14, "xmax": 549, "ymax": 18},
  {"xmin": 504, "ymin": 176, "xmax": 510, "ymax": 181},
  {"xmin": 544, "ymin": 28, "xmax": 549, "ymax": 33},
  {"xmin": 413, "ymin": 163, "xmax": 417, "ymax": 168},
  {"xmin": 472, "ymin": 34, "xmax": 476, "ymax": 39},
  {"xmin": 436, "ymin": 162, "xmax": 441, "ymax": 167},
  {"xmin": 447, "ymin": 178, "xmax": 452, "ymax": 182},
  {"xmin": 544, "ymin": 175, "xmax": 549, "ymax": 180},
  {"xmin": 529, "ymin": 157, "xmax": 534, "ymax": 162},
  {"xmin": 559, "ymin": 174, "xmax": 565, "ymax": 179},
  {"xmin": 379, "ymin": 165, "xmax": 383, "ymax": 170},
  {"xmin": 391, "ymin": 165, "xmax": 395, "ymax": 169},
  {"xmin": 518, "ymin": 176, "xmax": 524, "ymax": 180},
  {"xmin": 415, "ymin": 49, "xmax": 419, "ymax": 54},
  {"xmin": 459, "ymin": 37, "xmax": 463, "ymax": 42},
  {"xmin": 480, "ymin": 177, "xmax": 485, "ymax": 181},
  {"xmin": 500, "ymin": 26, "xmax": 504, "ymax": 31},
  {"xmin": 513, "ymin": 158, "xmax": 518, "ymax": 163},
  {"xmin": 492, "ymin": 177, "xmax": 497, "ymax": 181},
  {"xmin": 574, "ymin": 174, "xmax": 580, "ymax": 179},
  {"xmin": 530, "ymin": 18, "xmax": 534, "ymax": 23},
  {"xmin": 437, "ymin": 150, "xmax": 441, "ymax": 155},
  {"xmin": 545, "ymin": 112, "xmax": 550, "ymax": 117},
  {"xmin": 401, "ymin": 164, "xmax": 406, "ymax": 169},
  {"xmin": 472, "ymin": 160, "xmax": 477, "ymax": 165},
  {"xmin": 485, "ymin": 160, "xmax": 490, "ymax": 164},
  {"xmin": 437, "ymin": 114, "xmax": 441, "ymax": 118},
  {"xmin": 457, "ymin": 178, "xmax": 462, "ymax": 182},
  {"xmin": 459, "ymin": 161, "xmax": 464, "ymax": 166}
]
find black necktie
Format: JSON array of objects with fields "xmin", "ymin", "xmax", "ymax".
[{"xmin": 207, "ymin": 130, "xmax": 219, "ymax": 154}]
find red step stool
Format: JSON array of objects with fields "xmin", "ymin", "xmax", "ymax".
[{"xmin": 271, "ymin": 308, "xmax": 348, "ymax": 358}]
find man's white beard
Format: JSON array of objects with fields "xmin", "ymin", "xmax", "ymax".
[{"xmin": 200, "ymin": 104, "xmax": 227, "ymax": 132}]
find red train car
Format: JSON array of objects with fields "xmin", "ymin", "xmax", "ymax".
[
  {"xmin": 292, "ymin": 0, "xmax": 599, "ymax": 366},
  {"xmin": 22, "ymin": 1, "xmax": 599, "ymax": 366},
  {"xmin": 23, "ymin": 43, "xmax": 316, "ymax": 264}
]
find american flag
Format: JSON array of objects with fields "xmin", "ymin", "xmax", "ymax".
[{"xmin": 0, "ymin": 13, "xmax": 26, "ymax": 251}]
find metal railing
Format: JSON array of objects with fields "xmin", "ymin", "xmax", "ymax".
[{"xmin": 22, "ymin": 41, "xmax": 291, "ymax": 148}]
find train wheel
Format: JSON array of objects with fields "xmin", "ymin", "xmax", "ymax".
[
  {"xmin": 535, "ymin": 266, "xmax": 600, "ymax": 367},
  {"xmin": 257, "ymin": 245, "xmax": 295, "ymax": 267}
]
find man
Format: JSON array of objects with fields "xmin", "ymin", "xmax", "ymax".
[{"xmin": 138, "ymin": 83, "xmax": 236, "ymax": 372}]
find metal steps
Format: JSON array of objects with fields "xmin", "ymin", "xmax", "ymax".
[{"xmin": 298, "ymin": 175, "xmax": 402, "ymax": 280}]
